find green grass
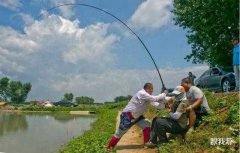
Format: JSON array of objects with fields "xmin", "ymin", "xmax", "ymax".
[
  {"xmin": 151, "ymin": 92, "xmax": 239, "ymax": 153},
  {"xmin": 58, "ymin": 92, "xmax": 239, "ymax": 153},
  {"xmin": 20, "ymin": 105, "xmax": 99, "ymax": 112}
]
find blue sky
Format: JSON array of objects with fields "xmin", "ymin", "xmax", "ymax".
[{"xmin": 0, "ymin": 0, "xmax": 208, "ymax": 102}]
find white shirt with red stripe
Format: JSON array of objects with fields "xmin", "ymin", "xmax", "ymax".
[{"xmin": 123, "ymin": 89, "xmax": 166, "ymax": 118}]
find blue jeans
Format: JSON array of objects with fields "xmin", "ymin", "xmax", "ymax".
[
  {"xmin": 234, "ymin": 65, "xmax": 240, "ymax": 91},
  {"xmin": 114, "ymin": 112, "xmax": 150, "ymax": 138}
]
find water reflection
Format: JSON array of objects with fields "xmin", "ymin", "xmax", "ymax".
[
  {"xmin": 0, "ymin": 112, "xmax": 96, "ymax": 153},
  {"xmin": 23, "ymin": 112, "xmax": 83, "ymax": 123},
  {"xmin": 0, "ymin": 112, "xmax": 28, "ymax": 137}
]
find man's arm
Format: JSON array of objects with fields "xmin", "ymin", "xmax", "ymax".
[
  {"xmin": 190, "ymin": 98, "xmax": 203, "ymax": 110},
  {"xmin": 187, "ymin": 88, "xmax": 203, "ymax": 111},
  {"xmin": 150, "ymin": 101, "xmax": 166, "ymax": 109},
  {"xmin": 170, "ymin": 103, "xmax": 187, "ymax": 120},
  {"xmin": 139, "ymin": 92, "xmax": 166, "ymax": 102},
  {"xmin": 169, "ymin": 112, "xmax": 183, "ymax": 120}
]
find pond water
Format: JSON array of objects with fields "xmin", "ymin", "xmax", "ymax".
[{"xmin": 0, "ymin": 112, "xmax": 96, "ymax": 153}]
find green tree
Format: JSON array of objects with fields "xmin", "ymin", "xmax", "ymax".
[
  {"xmin": 0, "ymin": 77, "xmax": 31, "ymax": 103},
  {"xmin": 64, "ymin": 93, "xmax": 74, "ymax": 102},
  {"xmin": 0, "ymin": 77, "xmax": 10, "ymax": 101},
  {"xmin": 8, "ymin": 81, "xmax": 32, "ymax": 103},
  {"xmin": 114, "ymin": 95, "xmax": 132, "ymax": 102},
  {"xmin": 75, "ymin": 96, "xmax": 94, "ymax": 105},
  {"xmin": 173, "ymin": 0, "xmax": 239, "ymax": 67}
]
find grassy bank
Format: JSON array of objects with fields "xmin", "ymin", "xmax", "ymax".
[
  {"xmin": 20, "ymin": 105, "xmax": 99, "ymax": 112},
  {"xmin": 59, "ymin": 102, "xmax": 127, "ymax": 153},
  {"xmin": 58, "ymin": 92, "xmax": 239, "ymax": 153},
  {"xmin": 146, "ymin": 92, "xmax": 239, "ymax": 153}
]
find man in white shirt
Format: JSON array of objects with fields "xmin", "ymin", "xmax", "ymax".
[{"xmin": 107, "ymin": 83, "xmax": 167, "ymax": 150}]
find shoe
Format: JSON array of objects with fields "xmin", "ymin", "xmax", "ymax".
[
  {"xmin": 187, "ymin": 127, "xmax": 194, "ymax": 134},
  {"xmin": 145, "ymin": 141, "xmax": 157, "ymax": 148}
]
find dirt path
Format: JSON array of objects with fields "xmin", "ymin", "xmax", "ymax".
[{"xmin": 115, "ymin": 111, "xmax": 157, "ymax": 153}]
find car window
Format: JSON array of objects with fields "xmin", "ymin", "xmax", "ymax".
[
  {"xmin": 200, "ymin": 70, "xmax": 210, "ymax": 78},
  {"xmin": 221, "ymin": 67, "xmax": 233, "ymax": 74},
  {"xmin": 211, "ymin": 68, "xmax": 220, "ymax": 75}
]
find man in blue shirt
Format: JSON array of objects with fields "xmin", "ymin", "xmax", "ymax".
[{"xmin": 232, "ymin": 37, "xmax": 239, "ymax": 91}]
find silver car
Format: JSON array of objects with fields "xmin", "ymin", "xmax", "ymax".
[{"xmin": 195, "ymin": 67, "xmax": 235, "ymax": 92}]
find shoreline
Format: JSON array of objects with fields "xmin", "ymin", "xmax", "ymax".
[{"xmin": 0, "ymin": 110, "xmax": 96, "ymax": 115}]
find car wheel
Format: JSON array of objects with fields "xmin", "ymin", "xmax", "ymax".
[{"xmin": 222, "ymin": 79, "xmax": 231, "ymax": 92}]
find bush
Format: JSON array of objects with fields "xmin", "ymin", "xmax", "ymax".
[{"xmin": 226, "ymin": 102, "xmax": 239, "ymax": 124}]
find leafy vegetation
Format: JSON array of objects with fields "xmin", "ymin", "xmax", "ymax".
[
  {"xmin": 146, "ymin": 92, "xmax": 239, "ymax": 153},
  {"xmin": 59, "ymin": 93, "xmax": 238, "ymax": 153},
  {"xmin": 63, "ymin": 93, "xmax": 74, "ymax": 102},
  {"xmin": 0, "ymin": 77, "xmax": 31, "ymax": 103},
  {"xmin": 21, "ymin": 105, "xmax": 98, "ymax": 112},
  {"xmin": 75, "ymin": 96, "xmax": 95, "ymax": 104},
  {"xmin": 114, "ymin": 95, "xmax": 132, "ymax": 102},
  {"xmin": 173, "ymin": 0, "xmax": 239, "ymax": 67}
]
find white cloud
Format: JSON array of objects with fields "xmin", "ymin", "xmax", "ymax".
[
  {"xmin": 17, "ymin": 13, "xmax": 34, "ymax": 25},
  {"xmin": 62, "ymin": 23, "xmax": 119, "ymax": 64},
  {"xmin": 0, "ymin": 0, "xmax": 22, "ymax": 10},
  {"xmin": 0, "ymin": 26, "xmax": 38, "ymax": 72},
  {"xmin": 48, "ymin": 0, "xmax": 76, "ymax": 18},
  {"xmin": 0, "ymin": 47, "xmax": 25, "ymax": 72},
  {"xmin": 129, "ymin": 0, "xmax": 174, "ymax": 30},
  {"xmin": 0, "ymin": 15, "xmax": 119, "ymax": 74},
  {"xmin": 0, "ymin": 14, "xmax": 122, "ymax": 101},
  {"xmin": 48, "ymin": 65, "xmax": 208, "ymax": 102}
]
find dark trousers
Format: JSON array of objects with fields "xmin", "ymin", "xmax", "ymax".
[
  {"xmin": 194, "ymin": 105, "xmax": 208, "ymax": 127},
  {"xmin": 150, "ymin": 117, "xmax": 188, "ymax": 144},
  {"xmin": 195, "ymin": 111, "xmax": 208, "ymax": 127}
]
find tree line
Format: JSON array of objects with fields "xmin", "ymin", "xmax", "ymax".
[
  {"xmin": 64, "ymin": 93, "xmax": 132, "ymax": 104},
  {"xmin": 0, "ymin": 77, "xmax": 132, "ymax": 104},
  {"xmin": 63, "ymin": 93, "xmax": 95, "ymax": 104}
]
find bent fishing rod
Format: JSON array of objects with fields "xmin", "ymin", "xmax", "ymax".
[{"xmin": 36, "ymin": 3, "xmax": 167, "ymax": 90}]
